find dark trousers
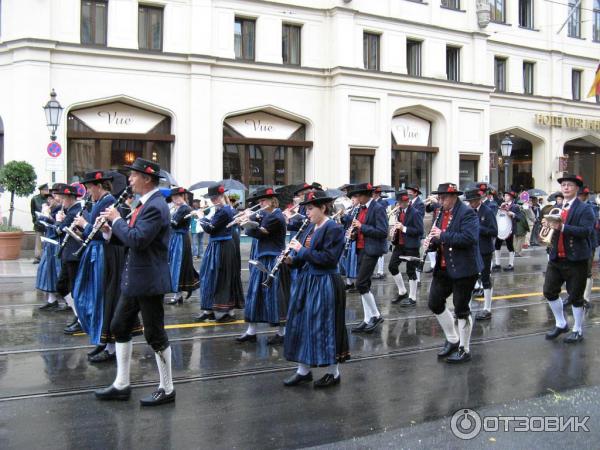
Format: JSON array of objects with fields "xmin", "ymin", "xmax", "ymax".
[
  {"xmin": 388, "ymin": 245, "xmax": 419, "ymax": 280},
  {"xmin": 543, "ymin": 259, "xmax": 588, "ymax": 307},
  {"xmin": 495, "ymin": 234, "xmax": 514, "ymax": 252},
  {"xmin": 56, "ymin": 261, "xmax": 79, "ymax": 297},
  {"xmin": 111, "ymin": 294, "xmax": 169, "ymax": 352},
  {"xmin": 428, "ymin": 269, "xmax": 478, "ymax": 319},
  {"xmin": 356, "ymin": 249, "xmax": 379, "ymax": 295},
  {"xmin": 480, "ymin": 252, "xmax": 493, "ymax": 289}
]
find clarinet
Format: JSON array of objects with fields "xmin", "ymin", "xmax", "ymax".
[
  {"xmin": 343, "ymin": 206, "xmax": 361, "ymax": 256},
  {"xmin": 262, "ymin": 217, "xmax": 311, "ymax": 289},
  {"xmin": 73, "ymin": 187, "xmax": 132, "ymax": 258},
  {"xmin": 417, "ymin": 208, "xmax": 443, "ymax": 272},
  {"xmin": 57, "ymin": 197, "xmax": 90, "ymax": 258}
]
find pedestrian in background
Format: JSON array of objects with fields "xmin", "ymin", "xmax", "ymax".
[
  {"xmin": 190, "ymin": 199, "xmax": 205, "ymax": 260},
  {"xmin": 30, "ymin": 183, "xmax": 50, "ymax": 263}
]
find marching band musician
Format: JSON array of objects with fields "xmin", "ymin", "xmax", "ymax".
[
  {"xmin": 96, "ymin": 158, "xmax": 175, "ymax": 405},
  {"xmin": 372, "ymin": 186, "xmax": 389, "ymax": 280},
  {"xmin": 464, "ymin": 188, "xmax": 498, "ymax": 321},
  {"xmin": 423, "ymin": 194, "xmax": 441, "ymax": 273},
  {"xmin": 194, "ymin": 183, "xmax": 244, "ymax": 323},
  {"xmin": 543, "ymin": 175, "xmax": 595, "ymax": 344},
  {"xmin": 284, "ymin": 182, "xmax": 323, "ymax": 231},
  {"xmin": 345, "ymin": 183, "xmax": 389, "ymax": 334},
  {"xmin": 283, "ymin": 190, "xmax": 350, "ymax": 388},
  {"xmin": 166, "ymin": 187, "xmax": 199, "ymax": 305},
  {"xmin": 389, "ymin": 190, "xmax": 424, "ymax": 307},
  {"xmin": 576, "ymin": 185, "xmax": 598, "ymax": 308},
  {"xmin": 406, "ymin": 184, "xmax": 425, "ymax": 217},
  {"xmin": 427, "ymin": 183, "xmax": 482, "ymax": 363},
  {"xmin": 35, "ymin": 185, "xmax": 63, "ymax": 310},
  {"xmin": 236, "ymin": 187, "xmax": 289, "ymax": 345},
  {"xmin": 341, "ymin": 196, "xmax": 359, "ymax": 292},
  {"xmin": 483, "ymin": 188, "xmax": 500, "ymax": 216},
  {"xmin": 492, "ymin": 191, "xmax": 520, "ymax": 272}
]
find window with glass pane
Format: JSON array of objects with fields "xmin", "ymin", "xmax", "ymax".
[
  {"xmin": 572, "ymin": 70, "xmax": 582, "ymax": 101},
  {"xmin": 81, "ymin": 0, "xmax": 107, "ymax": 45},
  {"xmin": 459, "ymin": 159, "xmax": 477, "ymax": 190},
  {"xmin": 519, "ymin": 0, "xmax": 533, "ymax": 28},
  {"xmin": 568, "ymin": 0, "xmax": 581, "ymax": 38},
  {"xmin": 594, "ymin": 1, "xmax": 600, "ymax": 42},
  {"xmin": 282, "ymin": 24, "xmax": 301, "ymax": 65},
  {"xmin": 235, "ymin": 18, "xmax": 255, "ymax": 61},
  {"xmin": 391, "ymin": 151, "xmax": 432, "ymax": 197},
  {"xmin": 441, "ymin": 0, "xmax": 460, "ymax": 9},
  {"xmin": 494, "ymin": 57, "xmax": 506, "ymax": 92},
  {"xmin": 407, "ymin": 40, "xmax": 422, "ymax": 77},
  {"xmin": 350, "ymin": 153, "xmax": 373, "ymax": 184},
  {"xmin": 363, "ymin": 32, "xmax": 380, "ymax": 71},
  {"xmin": 523, "ymin": 62, "xmax": 534, "ymax": 95},
  {"xmin": 490, "ymin": 0, "xmax": 505, "ymax": 23},
  {"xmin": 446, "ymin": 46, "xmax": 460, "ymax": 82},
  {"xmin": 138, "ymin": 5, "xmax": 163, "ymax": 51}
]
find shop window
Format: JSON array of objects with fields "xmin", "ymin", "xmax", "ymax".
[
  {"xmin": 446, "ymin": 46, "xmax": 460, "ymax": 82},
  {"xmin": 459, "ymin": 158, "xmax": 478, "ymax": 190},
  {"xmin": 138, "ymin": 4, "xmax": 163, "ymax": 51},
  {"xmin": 363, "ymin": 32, "xmax": 380, "ymax": 71},
  {"xmin": 282, "ymin": 24, "xmax": 301, "ymax": 65},
  {"xmin": 350, "ymin": 150, "xmax": 374, "ymax": 184},
  {"xmin": 407, "ymin": 40, "xmax": 422, "ymax": 77},
  {"xmin": 81, "ymin": 0, "xmax": 108, "ymax": 46},
  {"xmin": 391, "ymin": 151, "xmax": 432, "ymax": 197},
  {"xmin": 235, "ymin": 17, "xmax": 255, "ymax": 61}
]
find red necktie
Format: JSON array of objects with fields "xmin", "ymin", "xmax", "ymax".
[{"xmin": 129, "ymin": 204, "xmax": 142, "ymax": 227}]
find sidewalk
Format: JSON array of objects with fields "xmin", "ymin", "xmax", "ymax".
[{"xmin": 0, "ymin": 258, "xmax": 38, "ymax": 278}]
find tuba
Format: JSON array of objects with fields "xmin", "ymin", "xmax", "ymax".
[{"xmin": 538, "ymin": 208, "xmax": 562, "ymax": 247}]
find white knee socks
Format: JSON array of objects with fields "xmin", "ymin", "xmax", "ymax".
[
  {"xmin": 408, "ymin": 279, "xmax": 418, "ymax": 300},
  {"xmin": 48, "ymin": 292, "xmax": 57, "ymax": 304},
  {"xmin": 361, "ymin": 292, "xmax": 380, "ymax": 322},
  {"xmin": 427, "ymin": 251, "xmax": 436, "ymax": 268},
  {"xmin": 508, "ymin": 252, "xmax": 515, "ymax": 267},
  {"xmin": 277, "ymin": 325, "xmax": 286, "ymax": 337},
  {"xmin": 297, "ymin": 363, "xmax": 310, "ymax": 376},
  {"xmin": 572, "ymin": 306, "xmax": 584, "ymax": 334},
  {"xmin": 483, "ymin": 288, "xmax": 493, "ymax": 312},
  {"xmin": 392, "ymin": 273, "xmax": 406, "ymax": 295},
  {"xmin": 458, "ymin": 317, "xmax": 473, "ymax": 353},
  {"xmin": 246, "ymin": 323, "xmax": 257, "ymax": 336},
  {"xmin": 548, "ymin": 298, "xmax": 567, "ymax": 329},
  {"xmin": 106, "ymin": 343, "xmax": 116, "ymax": 354},
  {"xmin": 113, "ymin": 341, "xmax": 133, "ymax": 389},
  {"xmin": 155, "ymin": 346, "xmax": 174, "ymax": 395},
  {"xmin": 377, "ymin": 256, "xmax": 384, "ymax": 275},
  {"xmin": 329, "ymin": 363, "xmax": 340, "ymax": 378},
  {"xmin": 494, "ymin": 250, "xmax": 501, "ymax": 266},
  {"xmin": 435, "ymin": 308, "xmax": 458, "ymax": 344},
  {"xmin": 584, "ymin": 277, "xmax": 593, "ymax": 302}
]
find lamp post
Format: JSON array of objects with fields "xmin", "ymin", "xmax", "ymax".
[
  {"xmin": 43, "ymin": 89, "xmax": 64, "ymax": 141},
  {"xmin": 500, "ymin": 133, "xmax": 513, "ymax": 192}
]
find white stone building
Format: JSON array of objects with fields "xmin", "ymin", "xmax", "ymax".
[{"xmin": 1, "ymin": 0, "xmax": 600, "ymax": 228}]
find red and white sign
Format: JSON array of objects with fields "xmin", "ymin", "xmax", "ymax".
[{"xmin": 47, "ymin": 142, "xmax": 62, "ymax": 158}]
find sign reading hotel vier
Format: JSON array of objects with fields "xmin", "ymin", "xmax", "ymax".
[{"xmin": 535, "ymin": 114, "xmax": 600, "ymax": 131}]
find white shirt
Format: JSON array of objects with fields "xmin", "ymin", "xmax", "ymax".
[{"xmin": 103, "ymin": 188, "xmax": 159, "ymax": 239}]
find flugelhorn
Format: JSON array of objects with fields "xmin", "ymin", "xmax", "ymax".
[{"xmin": 538, "ymin": 208, "xmax": 562, "ymax": 247}]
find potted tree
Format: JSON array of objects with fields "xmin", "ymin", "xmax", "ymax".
[{"xmin": 0, "ymin": 161, "xmax": 37, "ymax": 260}]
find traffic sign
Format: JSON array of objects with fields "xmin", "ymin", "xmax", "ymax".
[{"xmin": 47, "ymin": 142, "xmax": 62, "ymax": 158}]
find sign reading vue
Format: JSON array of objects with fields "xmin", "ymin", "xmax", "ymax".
[
  {"xmin": 225, "ymin": 112, "xmax": 303, "ymax": 140},
  {"xmin": 71, "ymin": 102, "xmax": 166, "ymax": 133},
  {"xmin": 391, "ymin": 114, "xmax": 431, "ymax": 147}
]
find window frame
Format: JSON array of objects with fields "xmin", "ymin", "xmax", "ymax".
[
  {"xmin": 568, "ymin": 0, "xmax": 582, "ymax": 38},
  {"xmin": 572, "ymin": 69, "xmax": 582, "ymax": 101},
  {"xmin": 138, "ymin": 4, "xmax": 163, "ymax": 51},
  {"xmin": 594, "ymin": 0, "xmax": 600, "ymax": 42},
  {"xmin": 406, "ymin": 39, "xmax": 422, "ymax": 77},
  {"xmin": 282, "ymin": 23, "xmax": 301, "ymax": 66},
  {"xmin": 494, "ymin": 57, "xmax": 507, "ymax": 92},
  {"xmin": 523, "ymin": 61, "xmax": 535, "ymax": 95},
  {"xmin": 441, "ymin": 0, "xmax": 460, "ymax": 10},
  {"xmin": 80, "ymin": 0, "xmax": 108, "ymax": 46},
  {"xmin": 446, "ymin": 45, "xmax": 460, "ymax": 82},
  {"xmin": 518, "ymin": 0, "xmax": 534, "ymax": 29},
  {"xmin": 490, "ymin": 0, "xmax": 506, "ymax": 24},
  {"xmin": 363, "ymin": 32, "xmax": 381, "ymax": 71},
  {"xmin": 235, "ymin": 17, "xmax": 256, "ymax": 61}
]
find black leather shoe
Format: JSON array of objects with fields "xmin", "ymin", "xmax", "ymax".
[
  {"xmin": 364, "ymin": 316, "xmax": 384, "ymax": 333},
  {"xmin": 344, "ymin": 283, "xmax": 355, "ymax": 291},
  {"xmin": 235, "ymin": 333, "xmax": 257, "ymax": 343},
  {"xmin": 314, "ymin": 373, "xmax": 341, "ymax": 388},
  {"xmin": 140, "ymin": 388, "xmax": 176, "ymax": 406},
  {"xmin": 399, "ymin": 298, "xmax": 417, "ymax": 307},
  {"xmin": 267, "ymin": 334, "xmax": 284, "ymax": 345},
  {"xmin": 475, "ymin": 310, "xmax": 492, "ymax": 321},
  {"xmin": 503, "ymin": 265, "xmax": 514, "ymax": 272},
  {"xmin": 283, "ymin": 372, "xmax": 313, "ymax": 387},
  {"xmin": 87, "ymin": 344, "xmax": 106, "ymax": 358},
  {"xmin": 351, "ymin": 322, "xmax": 368, "ymax": 333},
  {"xmin": 32, "ymin": 258, "xmax": 40, "ymax": 264},
  {"xmin": 39, "ymin": 301, "xmax": 59, "ymax": 311},
  {"xmin": 491, "ymin": 264, "xmax": 502, "ymax": 272},
  {"xmin": 66, "ymin": 316, "xmax": 78, "ymax": 328},
  {"xmin": 563, "ymin": 331, "xmax": 584, "ymax": 344},
  {"xmin": 423, "ymin": 267, "xmax": 434, "ymax": 273},
  {"xmin": 89, "ymin": 350, "xmax": 116, "ymax": 363},
  {"xmin": 64, "ymin": 322, "xmax": 82, "ymax": 335},
  {"xmin": 472, "ymin": 288, "xmax": 484, "ymax": 297},
  {"xmin": 95, "ymin": 385, "xmax": 131, "ymax": 401},
  {"xmin": 437, "ymin": 340, "xmax": 459, "ymax": 358},
  {"xmin": 347, "ymin": 287, "xmax": 358, "ymax": 293},
  {"xmin": 371, "ymin": 273, "xmax": 386, "ymax": 280},
  {"xmin": 545, "ymin": 325, "xmax": 569, "ymax": 340},
  {"xmin": 55, "ymin": 303, "xmax": 71, "ymax": 312},
  {"xmin": 216, "ymin": 314, "xmax": 236, "ymax": 323},
  {"xmin": 192, "ymin": 312, "xmax": 215, "ymax": 322},
  {"xmin": 391, "ymin": 292, "xmax": 408, "ymax": 304},
  {"xmin": 166, "ymin": 296, "xmax": 183, "ymax": 305},
  {"xmin": 446, "ymin": 346, "xmax": 471, "ymax": 364}
]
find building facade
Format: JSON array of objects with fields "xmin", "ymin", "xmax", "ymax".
[{"xmin": 1, "ymin": 0, "xmax": 599, "ymax": 228}]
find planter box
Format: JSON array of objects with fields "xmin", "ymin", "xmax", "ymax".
[{"xmin": 0, "ymin": 231, "xmax": 25, "ymax": 260}]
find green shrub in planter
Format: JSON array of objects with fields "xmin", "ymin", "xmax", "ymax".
[
  {"xmin": 0, "ymin": 224, "xmax": 23, "ymax": 232},
  {"xmin": 0, "ymin": 161, "xmax": 37, "ymax": 227}
]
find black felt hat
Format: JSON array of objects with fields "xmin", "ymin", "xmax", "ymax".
[
  {"xmin": 431, "ymin": 183, "xmax": 462, "ymax": 196},
  {"xmin": 404, "ymin": 183, "xmax": 422, "ymax": 195},
  {"xmin": 299, "ymin": 189, "xmax": 334, "ymax": 206},
  {"xmin": 203, "ymin": 183, "xmax": 227, "ymax": 198},
  {"xmin": 557, "ymin": 174, "xmax": 584, "ymax": 188},
  {"xmin": 347, "ymin": 182, "xmax": 375, "ymax": 197},
  {"xmin": 124, "ymin": 157, "xmax": 161, "ymax": 179},
  {"xmin": 250, "ymin": 187, "xmax": 278, "ymax": 201},
  {"xmin": 293, "ymin": 182, "xmax": 323, "ymax": 196},
  {"xmin": 464, "ymin": 188, "xmax": 486, "ymax": 201},
  {"xmin": 395, "ymin": 190, "xmax": 410, "ymax": 202},
  {"xmin": 80, "ymin": 170, "xmax": 114, "ymax": 184}
]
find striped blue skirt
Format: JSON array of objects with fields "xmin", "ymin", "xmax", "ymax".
[
  {"xmin": 244, "ymin": 254, "xmax": 290, "ymax": 325},
  {"xmin": 168, "ymin": 231, "xmax": 199, "ymax": 294},
  {"xmin": 35, "ymin": 240, "xmax": 61, "ymax": 293},
  {"xmin": 73, "ymin": 241, "xmax": 105, "ymax": 345},
  {"xmin": 340, "ymin": 241, "xmax": 358, "ymax": 279}
]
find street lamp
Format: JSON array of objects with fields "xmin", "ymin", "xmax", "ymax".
[
  {"xmin": 499, "ymin": 133, "xmax": 513, "ymax": 192},
  {"xmin": 43, "ymin": 89, "xmax": 64, "ymax": 141}
]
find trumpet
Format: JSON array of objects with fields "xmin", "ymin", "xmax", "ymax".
[
  {"xmin": 331, "ymin": 204, "xmax": 353, "ymax": 222},
  {"xmin": 417, "ymin": 208, "xmax": 443, "ymax": 272},
  {"xmin": 226, "ymin": 205, "xmax": 267, "ymax": 228},
  {"xmin": 538, "ymin": 208, "xmax": 562, "ymax": 247},
  {"xmin": 183, "ymin": 205, "xmax": 217, "ymax": 220}
]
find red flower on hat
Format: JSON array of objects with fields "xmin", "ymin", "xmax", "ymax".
[
  {"xmin": 95, "ymin": 172, "xmax": 102, "ymax": 180},
  {"xmin": 401, "ymin": 195, "xmax": 409, "ymax": 201},
  {"xmin": 366, "ymin": 183, "xmax": 372, "ymax": 190},
  {"xmin": 478, "ymin": 190, "xmax": 484, "ymax": 196},
  {"xmin": 584, "ymin": 187, "xmax": 590, "ymax": 193},
  {"xmin": 304, "ymin": 183, "xmax": 310, "ymax": 189},
  {"xmin": 64, "ymin": 188, "xmax": 70, "ymax": 194},
  {"xmin": 447, "ymin": 185, "xmax": 455, "ymax": 193},
  {"xmin": 576, "ymin": 175, "xmax": 583, "ymax": 181},
  {"xmin": 266, "ymin": 188, "xmax": 274, "ymax": 195},
  {"xmin": 307, "ymin": 192, "xmax": 315, "ymax": 201},
  {"xmin": 144, "ymin": 166, "xmax": 154, "ymax": 174},
  {"xmin": 479, "ymin": 184, "xmax": 486, "ymax": 190},
  {"xmin": 218, "ymin": 185, "xmax": 225, "ymax": 194},
  {"xmin": 178, "ymin": 187, "xmax": 185, "ymax": 193}
]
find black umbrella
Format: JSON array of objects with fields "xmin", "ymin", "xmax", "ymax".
[
  {"xmin": 189, "ymin": 179, "xmax": 246, "ymax": 191},
  {"xmin": 375, "ymin": 184, "xmax": 395, "ymax": 193},
  {"xmin": 324, "ymin": 188, "xmax": 344, "ymax": 199},
  {"xmin": 106, "ymin": 171, "xmax": 128, "ymax": 195},
  {"xmin": 464, "ymin": 181, "xmax": 497, "ymax": 191},
  {"xmin": 547, "ymin": 191, "xmax": 562, "ymax": 202},
  {"xmin": 274, "ymin": 184, "xmax": 297, "ymax": 208},
  {"xmin": 527, "ymin": 188, "xmax": 547, "ymax": 197},
  {"xmin": 159, "ymin": 169, "xmax": 178, "ymax": 187}
]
